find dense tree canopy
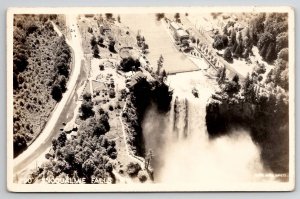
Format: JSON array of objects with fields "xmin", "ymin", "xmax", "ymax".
[
  {"xmin": 51, "ymin": 84, "xmax": 63, "ymax": 101},
  {"xmin": 278, "ymin": 48, "xmax": 288, "ymax": 61},
  {"xmin": 276, "ymin": 32, "xmax": 288, "ymax": 53},
  {"xmin": 13, "ymin": 14, "xmax": 71, "ymax": 158},
  {"xmin": 223, "ymin": 74, "xmax": 241, "ymax": 96},
  {"xmin": 223, "ymin": 47, "xmax": 233, "ymax": 62},
  {"xmin": 80, "ymin": 92, "xmax": 94, "ymax": 119},
  {"xmin": 80, "ymin": 101, "xmax": 94, "ymax": 119},
  {"xmin": 92, "ymin": 44, "xmax": 100, "ymax": 58},
  {"xmin": 13, "ymin": 134, "xmax": 27, "ymax": 157},
  {"xmin": 119, "ymin": 57, "xmax": 141, "ymax": 72},
  {"xmin": 212, "ymin": 34, "xmax": 228, "ymax": 50}
]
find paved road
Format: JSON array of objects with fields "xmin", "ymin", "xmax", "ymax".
[{"xmin": 14, "ymin": 15, "xmax": 84, "ymax": 174}]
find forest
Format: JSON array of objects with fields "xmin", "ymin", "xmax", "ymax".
[
  {"xmin": 213, "ymin": 13, "xmax": 288, "ymax": 63},
  {"xmin": 13, "ymin": 14, "xmax": 71, "ymax": 157},
  {"xmin": 27, "ymin": 72, "xmax": 171, "ymax": 184},
  {"xmin": 207, "ymin": 13, "xmax": 289, "ymax": 175},
  {"xmin": 213, "ymin": 13, "xmax": 288, "ymax": 91}
]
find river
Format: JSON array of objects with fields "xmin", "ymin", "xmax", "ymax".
[
  {"xmin": 120, "ymin": 13, "xmax": 267, "ymax": 183},
  {"xmin": 120, "ymin": 14, "xmax": 198, "ymax": 73}
]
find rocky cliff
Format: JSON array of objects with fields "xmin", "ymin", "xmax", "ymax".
[{"xmin": 206, "ymin": 93, "xmax": 289, "ymax": 176}]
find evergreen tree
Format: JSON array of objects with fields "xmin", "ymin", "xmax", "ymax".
[
  {"xmin": 276, "ymin": 32, "xmax": 288, "ymax": 53},
  {"xmin": 245, "ymin": 27, "xmax": 250, "ymax": 40},
  {"xmin": 265, "ymin": 42, "xmax": 276, "ymax": 62},
  {"xmin": 161, "ymin": 69, "xmax": 167, "ymax": 78},
  {"xmin": 223, "ymin": 25, "xmax": 228, "ymax": 35},
  {"xmin": 105, "ymin": 13, "xmax": 113, "ymax": 20},
  {"xmin": 229, "ymin": 30, "xmax": 236, "ymax": 46},
  {"xmin": 232, "ymin": 74, "xmax": 239, "ymax": 83},
  {"xmin": 234, "ymin": 43, "xmax": 243, "ymax": 58},
  {"xmin": 251, "ymin": 13, "xmax": 266, "ymax": 44},
  {"xmin": 223, "ymin": 47, "xmax": 233, "ymax": 62},
  {"xmin": 108, "ymin": 40, "xmax": 116, "ymax": 53},
  {"xmin": 217, "ymin": 67, "xmax": 226, "ymax": 85},
  {"xmin": 243, "ymin": 36, "xmax": 250, "ymax": 50},
  {"xmin": 155, "ymin": 13, "xmax": 165, "ymax": 21},
  {"xmin": 243, "ymin": 73, "xmax": 256, "ymax": 103},
  {"xmin": 278, "ymin": 48, "xmax": 288, "ymax": 61},
  {"xmin": 231, "ymin": 41, "xmax": 238, "ymax": 54},
  {"xmin": 90, "ymin": 35, "xmax": 97, "ymax": 47},
  {"xmin": 174, "ymin": 13, "xmax": 181, "ymax": 23},
  {"xmin": 257, "ymin": 32, "xmax": 274, "ymax": 52},
  {"xmin": 157, "ymin": 55, "xmax": 164, "ymax": 75},
  {"xmin": 92, "ymin": 44, "xmax": 100, "ymax": 58},
  {"xmin": 237, "ymin": 31, "xmax": 243, "ymax": 43},
  {"xmin": 58, "ymin": 75, "xmax": 67, "ymax": 93},
  {"xmin": 51, "ymin": 84, "xmax": 62, "ymax": 101},
  {"xmin": 259, "ymin": 43, "xmax": 269, "ymax": 59}
]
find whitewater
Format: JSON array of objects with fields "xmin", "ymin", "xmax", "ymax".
[{"xmin": 142, "ymin": 70, "xmax": 266, "ymax": 184}]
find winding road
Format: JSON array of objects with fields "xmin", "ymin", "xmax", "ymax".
[{"xmin": 14, "ymin": 15, "xmax": 84, "ymax": 176}]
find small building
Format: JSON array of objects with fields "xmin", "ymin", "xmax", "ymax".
[
  {"xmin": 169, "ymin": 21, "xmax": 189, "ymax": 42},
  {"xmin": 126, "ymin": 71, "xmax": 146, "ymax": 90},
  {"xmin": 176, "ymin": 29, "xmax": 189, "ymax": 41},
  {"xmin": 99, "ymin": 24, "xmax": 111, "ymax": 34},
  {"xmin": 170, "ymin": 21, "xmax": 181, "ymax": 32}
]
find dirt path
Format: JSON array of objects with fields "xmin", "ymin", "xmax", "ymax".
[
  {"xmin": 14, "ymin": 14, "xmax": 84, "ymax": 176},
  {"xmin": 119, "ymin": 98, "xmax": 146, "ymax": 169}
]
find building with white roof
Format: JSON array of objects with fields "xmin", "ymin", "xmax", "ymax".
[{"xmin": 169, "ymin": 21, "xmax": 189, "ymax": 42}]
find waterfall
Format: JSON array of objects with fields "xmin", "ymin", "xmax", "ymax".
[
  {"xmin": 142, "ymin": 71, "xmax": 268, "ymax": 184},
  {"xmin": 173, "ymin": 97, "xmax": 189, "ymax": 139}
]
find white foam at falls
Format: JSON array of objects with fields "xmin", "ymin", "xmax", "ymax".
[{"xmin": 142, "ymin": 71, "xmax": 267, "ymax": 184}]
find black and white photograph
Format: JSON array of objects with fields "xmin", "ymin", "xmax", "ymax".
[{"xmin": 7, "ymin": 7, "xmax": 295, "ymax": 192}]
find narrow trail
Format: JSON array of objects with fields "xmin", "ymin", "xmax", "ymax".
[{"xmin": 119, "ymin": 98, "xmax": 146, "ymax": 168}]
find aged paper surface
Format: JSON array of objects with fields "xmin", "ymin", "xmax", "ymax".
[{"xmin": 7, "ymin": 6, "xmax": 295, "ymax": 192}]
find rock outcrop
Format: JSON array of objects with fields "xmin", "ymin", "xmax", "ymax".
[{"xmin": 205, "ymin": 93, "xmax": 289, "ymax": 175}]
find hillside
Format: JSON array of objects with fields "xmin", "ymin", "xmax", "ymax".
[{"xmin": 13, "ymin": 14, "xmax": 71, "ymax": 157}]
